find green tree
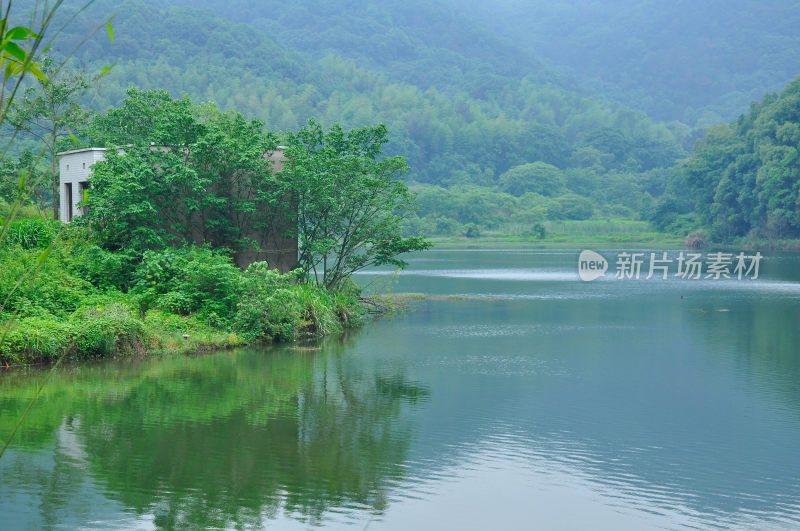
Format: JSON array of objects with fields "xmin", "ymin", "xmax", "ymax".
[
  {"xmin": 670, "ymin": 76, "xmax": 800, "ymax": 240},
  {"xmin": 8, "ymin": 58, "xmax": 90, "ymax": 220},
  {"xmin": 83, "ymin": 90, "xmax": 281, "ymax": 264},
  {"xmin": 498, "ymin": 161, "xmax": 565, "ymax": 197},
  {"xmin": 282, "ymin": 120, "xmax": 430, "ymax": 290}
]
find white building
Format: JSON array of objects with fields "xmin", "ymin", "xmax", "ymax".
[{"xmin": 57, "ymin": 147, "xmax": 107, "ymax": 223}]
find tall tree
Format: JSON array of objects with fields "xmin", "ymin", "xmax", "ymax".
[
  {"xmin": 83, "ymin": 90, "xmax": 283, "ymax": 266},
  {"xmin": 282, "ymin": 120, "xmax": 431, "ymax": 290},
  {"xmin": 9, "ymin": 58, "xmax": 90, "ymax": 220}
]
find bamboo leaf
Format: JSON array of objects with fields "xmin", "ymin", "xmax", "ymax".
[
  {"xmin": 3, "ymin": 41, "xmax": 26, "ymax": 62},
  {"xmin": 106, "ymin": 22, "xmax": 114, "ymax": 43},
  {"xmin": 5, "ymin": 26, "xmax": 39, "ymax": 40},
  {"xmin": 37, "ymin": 247, "xmax": 51, "ymax": 265},
  {"xmin": 17, "ymin": 171, "xmax": 25, "ymax": 193},
  {"xmin": 3, "ymin": 60, "xmax": 14, "ymax": 81},
  {"xmin": 29, "ymin": 65, "xmax": 47, "ymax": 82}
]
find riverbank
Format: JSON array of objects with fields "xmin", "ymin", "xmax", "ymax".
[
  {"xmin": 426, "ymin": 233, "xmax": 800, "ymax": 252},
  {"xmin": 0, "ymin": 220, "xmax": 364, "ymax": 366},
  {"xmin": 427, "ymin": 235, "xmax": 686, "ymax": 249},
  {"xmin": 0, "ymin": 289, "xmax": 364, "ymax": 367}
]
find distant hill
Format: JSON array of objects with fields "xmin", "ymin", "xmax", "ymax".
[
  {"xmin": 55, "ymin": 0, "xmax": 684, "ymax": 189},
  {"xmin": 453, "ymin": 0, "xmax": 800, "ymax": 128},
  {"xmin": 25, "ymin": 0, "xmax": 800, "ymax": 237}
]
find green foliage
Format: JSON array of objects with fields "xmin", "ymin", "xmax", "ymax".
[
  {"xmin": 498, "ymin": 162, "xmax": 565, "ymax": 197},
  {"xmin": 0, "ymin": 149, "xmax": 48, "ymax": 207},
  {"xmin": 0, "ymin": 217, "xmax": 59, "ymax": 248},
  {"xmin": 0, "ymin": 246, "xmax": 96, "ymax": 319},
  {"xmin": 666, "ymin": 77, "xmax": 800, "ymax": 241},
  {"xmin": 0, "ymin": 303, "xmax": 145, "ymax": 364},
  {"xmin": 552, "ymin": 194, "xmax": 595, "ymax": 221},
  {"xmin": 282, "ymin": 120, "xmax": 431, "ymax": 290},
  {"xmin": 8, "ymin": 57, "xmax": 91, "ymax": 220},
  {"xmin": 82, "ymin": 89, "xmax": 280, "ymax": 259},
  {"xmin": 234, "ymin": 262, "xmax": 359, "ymax": 342},
  {"xmin": 131, "ymin": 247, "xmax": 241, "ymax": 323},
  {"xmin": 0, "ymin": 234, "xmax": 363, "ymax": 363},
  {"xmin": 68, "ymin": 241, "xmax": 138, "ymax": 291},
  {"xmin": 88, "ymin": 88, "xmax": 204, "ymax": 146}
]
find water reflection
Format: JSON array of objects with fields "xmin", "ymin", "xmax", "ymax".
[
  {"xmin": 0, "ymin": 339, "xmax": 429, "ymax": 529},
  {"xmin": 2, "ymin": 249, "xmax": 800, "ymax": 529}
]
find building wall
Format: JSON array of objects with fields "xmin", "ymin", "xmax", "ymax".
[{"xmin": 58, "ymin": 148, "xmax": 107, "ymax": 223}]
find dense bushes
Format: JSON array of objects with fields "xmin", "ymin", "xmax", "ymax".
[
  {"xmin": 0, "ymin": 226, "xmax": 362, "ymax": 364},
  {"xmin": 131, "ymin": 247, "xmax": 241, "ymax": 323},
  {"xmin": 1, "ymin": 217, "xmax": 60, "ymax": 249},
  {"xmin": 234, "ymin": 263, "xmax": 361, "ymax": 342},
  {"xmin": 0, "ymin": 246, "xmax": 98, "ymax": 318},
  {"xmin": 0, "ymin": 304, "xmax": 147, "ymax": 363}
]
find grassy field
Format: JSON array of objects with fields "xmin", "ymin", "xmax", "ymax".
[{"xmin": 429, "ymin": 219, "xmax": 686, "ymax": 248}]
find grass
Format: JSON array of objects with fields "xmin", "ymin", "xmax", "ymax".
[{"xmin": 425, "ymin": 219, "xmax": 685, "ymax": 248}]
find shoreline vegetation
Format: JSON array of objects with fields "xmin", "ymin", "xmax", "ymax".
[
  {"xmin": 4, "ymin": 218, "xmax": 796, "ymax": 367},
  {"xmin": 2, "ymin": 92, "xmax": 429, "ymax": 368},
  {"xmin": 0, "ymin": 217, "xmax": 368, "ymax": 367}
]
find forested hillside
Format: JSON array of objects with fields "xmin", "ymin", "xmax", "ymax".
[
  {"xmin": 7, "ymin": 0, "xmax": 793, "ymax": 239},
  {"xmin": 32, "ymin": 0, "xmax": 690, "ymax": 235},
  {"xmin": 456, "ymin": 0, "xmax": 800, "ymax": 128},
  {"xmin": 653, "ymin": 77, "xmax": 800, "ymax": 242}
]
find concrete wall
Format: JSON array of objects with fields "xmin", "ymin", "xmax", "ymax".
[
  {"xmin": 234, "ymin": 148, "xmax": 298, "ymax": 272},
  {"xmin": 58, "ymin": 148, "xmax": 107, "ymax": 223}
]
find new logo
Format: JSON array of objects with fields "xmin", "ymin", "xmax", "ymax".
[{"xmin": 578, "ymin": 250, "xmax": 608, "ymax": 281}]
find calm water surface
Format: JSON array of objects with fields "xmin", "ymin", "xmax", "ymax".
[{"xmin": 2, "ymin": 248, "xmax": 800, "ymax": 530}]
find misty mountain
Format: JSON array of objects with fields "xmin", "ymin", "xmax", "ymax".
[
  {"xmin": 452, "ymin": 0, "xmax": 800, "ymax": 127},
  {"xmin": 57, "ymin": 0, "xmax": 685, "ymax": 188},
  {"xmin": 30, "ymin": 0, "xmax": 800, "ymax": 236}
]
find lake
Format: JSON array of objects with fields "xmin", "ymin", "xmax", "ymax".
[{"xmin": 2, "ymin": 248, "xmax": 800, "ymax": 529}]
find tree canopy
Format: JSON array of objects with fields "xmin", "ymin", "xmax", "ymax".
[
  {"xmin": 282, "ymin": 120, "xmax": 430, "ymax": 290},
  {"xmin": 655, "ymin": 77, "xmax": 800, "ymax": 240},
  {"xmin": 81, "ymin": 91, "xmax": 428, "ymax": 286},
  {"xmin": 82, "ymin": 89, "xmax": 281, "ymax": 264}
]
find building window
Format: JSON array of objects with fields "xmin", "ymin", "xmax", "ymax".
[
  {"xmin": 82, "ymin": 162, "xmax": 86, "ymax": 169},
  {"xmin": 79, "ymin": 182, "xmax": 89, "ymax": 216},
  {"xmin": 66, "ymin": 164, "xmax": 70, "ymax": 171},
  {"xmin": 65, "ymin": 183, "xmax": 73, "ymax": 222}
]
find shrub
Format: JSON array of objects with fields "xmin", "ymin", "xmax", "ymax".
[
  {"xmin": 524, "ymin": 222, "xmax": 546, "ymax": 239},
  {"xmin": 0, "ymin": 303, "xmax": 147, "ymax": 363},
  {"xmin": 0, "ymin": 218, "xmax": 60, "ymax": 249},
  {"xmin": 69, "ymin": 243, "xmax": 138, "ymax": 291},
  {"xmin": 233, "ymin": 262, "xmax": 358, "ymax": 343},
  {"xmin": 551, "ymin": 194, "xmax": 595, "ymax": 220},
  {"xmin": 686, "ymin": 229, "xmax": 709, "ymax": 249},
  {"xmin": 0, "ymin": 247, "xmax": 98, "ymax": 318},
  {"xmin": 131, "ymin": 246, "xmax": 241, "ymax": 322}
]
